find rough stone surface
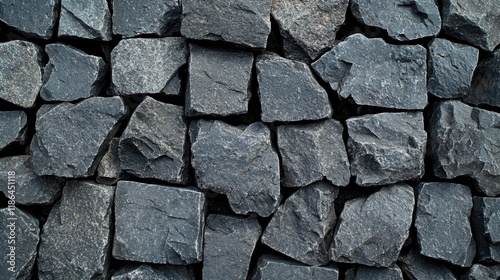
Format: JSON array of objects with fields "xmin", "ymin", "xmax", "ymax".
[
  {"xmin": 186, "ymin": 44, "xmax": 253, "ymax": 117},
  {"xmin": 119, "ymin": 97, "xmax": 188, "ymax": 184},
  {"xmin": 163, "ymin": 74, "xmax": 182, "ymax": 96},
  {"xmin": 345, "ymin": 265, "xmax": 404, "ymax": 280},
  {"xmin": 312, "ymin": 34, "xmax": 427, "ymax": 110},
  {"xmin": 277, "ymin": 119, "xmax": 350, "ymax": 188},
  {"xmin": 256, "ymin": 53, "xmax": 332, "ymax": 122},
  {"xmin": 429, "ymin": 101, "xmax": 500, "ymax": 196},
  {"xmin": 465, "ymin": 50, "xmax": 500, "ymax": 108},
  {"xmin": 38, "ymin": 181, "xmax": 115, "ymax": 280},
  {"xmin": 442, "ymin": 0, "xmax": 500, "ymax": 52},
  {"xmin": 0, "ymin": 111, "xmax": 27, "ymax": 151},
  {"xmin": 415, "ymin": 182, "xmax": 475, "ymax": 267},
  {"xmin": 0, "ymin": 0, "xmax": 58, "ymax": 39},
  {"xmin": 262, "ymin": 182, "xmax": 339, "ymax": 266},
  {"xmin": 203, "ymin": 215, "xmax": 262, "ymax": 280},
  {"xmin": 113, "ymin": 181, "xmax": 206, "ymax": 265},
  {"xmin": 111, "ymin": 37, "xmax": 187, "ymax": 95},
  {"xmin": 251, "ymin": 255, "xmax": 339, "ymax": 280},
  {"xmin": 462, "ymin": 264, "xmax": 500, "ymax": 280},
  {"xmin": 0, "ymin": 40, "xmax": 43, "ymax": 108},
  {"xmin": 472, "ymin": 197, "xmax": 500, "ymax": 263},
  {"xmin": 58, "ymin": 0, "xmax": 112, "ymax": 40},
  {"xmin": 190, "ymin": 120, "xmax": 280, "ymax": 217},
  {"xmin": 112, "ymin": 263, "xmax": 195, "ymax": 280},
  {"xmin": 331, "ymin": 184, "xmax": 415, "ymax": 267},
  {"xmin": 97, "ymin": 138, "xmax": 125, "ymax": 185},
  {"xmin": 41, "ymin": 43, "xmax": 108, "ymax": 102},
  {"xmin": 112, "ymin": 0, "xmax": 181, "ymax": 38},
  {"xmin": 346, "ymin": 112, "xmax": 426, "ymax": 186},
  {"xmin": 181, "ymin": 0, "xmax": 271, "ymax": 49},
  {"xmin": 428, "ymin": 39, "xmax": 479, "ymax": 99},
  {"xmin": 31, "ymin": 96, "xmax": 127, "ymax": 177},
  {"xmin": 398, "ymin": 248, "xmax": 456, "ymax": 280}
]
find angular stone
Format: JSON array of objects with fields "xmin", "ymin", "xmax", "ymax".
[
  {"xmin": 442, "ymin": 0, "xmax": 500, "ymax": 52},
  {"xmin": 346, "ymin": 112, "xmax": 426, "ymax": 186},
  {"xmin": 429, "ymin": 101, "xmax": 500, "ymax": 196},
  {"xmin": 331, "ymin": 184, "xmax": 414, "ymax": 267},
  {"xmin": 58, "ymin": 0, "xmax": 112, "ymax": 40},
  {"xmin": 277, "ymin": 119, "xmax": 350, "ymax": 188},
  {"xmin": 31, "ymin": 96, "xmax": 127, "ymax": 177},
  {"xmin": 0, "ymin": 111, "xmax": 27, "ymax": 151},
  {"xmin": 462, "ymin": 264, "xmax": 500, "ymax": 280},
  {"xmin": 0, "ymin": 156, "xmax": 64, "ymax": 206},
  {"xmin": 41, "ymin": 43, "xmax": 107, "ymax": 102},
  {"xmin": 398, "ymin": 248, "xmax": 456, "ymax": 280},
  {"xmin": 112, "ymin": 264, "xmax": 195, "ymax": 280},
  {"xmin": 203, "ymin": 215, "xmax": 262, "ymax": 280},
  {"xmin": 113, "ymin": 181, "xmax": 206, "ymax": 264},
  {"xmin": 251, "ymin": 255, "xmax": 339, "ymax": 280},
  {"xmin": 111, "ymin": 37, "xmax": 187, "ymax": 95},
  {"xmin": 257, "ymin": 53, "xmax": 332, "ymax": 122},
  {"xmin": 465, "ymin": 50, "xmax": 500, "ymax": 108},
  {"xmin": 0, "ymin": 40, "xmax": 43, "ymax": 108},
  {"xmin": 428, "ymin": 38, "xmax": 479, "ymax": 99},
  {"xmin": 472, "ymin": 197, "xmax": 500, "ymax": 263},
  {"xmin": 345, "ymin": 265, "xmax": 404, "ymax": 280},
  {"xmin": 0, "ymin": 0, "xmax": 58, "ymax": 39},
  {"xmin": 0, "ymin": 207, "xmax": 39, "ymax": 280},
  {"xmin": 38, "ymin": 181, "xmax": 114, "ymax": 280},
  {"xmin": 163, "ymin": 74, "xmax": 182, "ymax": 96},
  {"xmin": 415, "ymin": 182, "xmax": 475, "ymax": 267},
  {"xmin": 181, "ymin": 0, "xmax": 271, "ymax": 49},
  {"xmin": 112, "ymin": 0, "xmax": 181, "ymax": 38},
  {"xmin": 97, "ymin": 138, "xmax": 125, "ymax": 185},
  {"xmin": 262, "ymin": 182, "xmax": 339, "ymax": 266},
  {"xmin": 312, "ymin": 34, "xmax": 427, "ymax": 110},
  {"xmin": 186, "ymin": 44, "xmax": 253, "ymax": 117}
]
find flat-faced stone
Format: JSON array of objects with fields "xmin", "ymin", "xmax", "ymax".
[
  {"xmin": 251, "ymin": 255, "xmax": 339, "ymax": 280},
  {"xmin": 112, "ymin": 264, "xmax": 195, "ymax": 280},
  {"xmin": 472, "ymin": 197, "xmax": 500, "ymax": 263},
  {"xmin": 345, "ymin": 265, "xmax": 404, "ymax": 280},
  {"xmin": 58, "ymin": 0, "xmax": 112, "ymax": 40},
  {"xmin": 465, "ymin": 50, "xmax": 500, "ymax": 108},
  {"xmin": 462, "ymin": 264, "xmax": 500, "ymax": 280},
  {"xmin": 0, "ymin": 0, "xmax": 58, "ymax": 39},
  {"xmin": 0, "ymin": 111, "xmax": 27, "ymax": 151},
  {"xmin": 97, "ymin": 138, "xmax": 125, "ymax": 185},
  {"xmin": 398, "ymin": 248, "xmax": 456, "ymax": 280}
]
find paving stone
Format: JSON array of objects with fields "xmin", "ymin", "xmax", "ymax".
[
  {"xmin": 0, "ymin": 0, "xmax": 58, "ymax": 39},
  {"xmin": 345, "ymin": 265, "xmax": 404, "ymax": 280},
  {"xmin": 112, "ymin": 263, "xmax": 195, "ymax": 280},
  {"xmin": 251, "ymin": 255, "xmax": 339, "ymax": 280},
  {"xmin": 398, "ymin": 247, "xmax": 457, "ymax": 280},
  {"xmin": 97, "ymin": 138, "xmax": 125, "ymax": 185},
  {"xmin": 462, "ymin": 264, "xmax": 500, "ymax": 280},
  {"xmin": 58, "ymin": 0, "xmax": 112, "ymax": 40},
  {"xmin": 0, "ymin": 111, "xmax": 27, "ymax": 152},
  {"xmin": 472, "ymin": 197, "xmax": 500, "ymax": 263},
  {"xmin": 465, "ymin": 50, "xmax": 500, "ymax": 109}
]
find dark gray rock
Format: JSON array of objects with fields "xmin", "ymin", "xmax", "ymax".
[
  {"xmin": 398, "ymin": 248, "xmax": 456, "ymax": 280},
  {"xmin": 331, "ymin": 184, "xmax": 414, "ymax": 267},
  {"xmin": 462, "ymin": 264, "xmax": 500, "ymax": 280},
  {"xmin": 312, "ymin": 34, "xmax": 427, "ymax": 110},
  {"xmin": 181, "ymin": 0, "xmax": 271, "ymax": 49},
  {"xmin": 41, "ymin": 43, "xmax": 108, "ymax": 102},
  {"xmin": 58, "ymin": 0, "xmax": 112, "ymax": 40},
  {"xmin": 262, "ymin": 182, "xmax": 339, "ymax": 266},
  {"xmin": 113, "ymin": 181, "xmax": 206, "ymax": 264},
  {"xmin": 190, "ymin": 120, "xmax": 280, "ymax": 217},
  {"xmin": 186, "ymin": 44, "xmax": 253, "ymax": 117},
  {"xmin": 345, "ymin": 265, "xmax": 404, "ymax": 280},
  {"xmin": 0, "ymin": 156, "xmax": 64, "ymax": 206},
  {"xmin": 277, "ymin": 119, "xmax": 350, "ymax": 188},
  {"xmin": 472, "ymin": 197, "xmax": 500, "ymax": 263},
  {"xmin": 112, "ymin": 263, "xmax": 195, "ymax": 280},
  {"xmin": 428, "ymin": 39, "xmax": 479, "ymax": 99},
  {"xmin": 0, "ymin": 207, "xmax": 39, "ymax": 280},
  {"xmin": 256, "ymin": 53, "xmax": 332, "ymax": 122},
  {"xmin": 97, "ymin": 138, "xmax": 125, "ymax": 185},
  {"xmin": 346, "ymin": 112, "xmax": 426, "ymax": 186},
  {"xmin": 0, "ymin": 40, "xmax": 43, "ymax": 108},
  {"xmin": 415, "ymin": 182, "xmax": 475, "ymax": 267},
  {"xmin": 429, "ymin": 101, "xmax": 500, "ymax": 196},
  {"xmin": 111, "ymin": 37, "xmax": 187, "ymax": 95},
  {"xmin": 351, "ymin": 0, "xmax": 441, "ymax": 41},
  {"xmin": 31, "ymin": 96, "xmax": 127, "ymax": 177},
  {"xmin": 251, "ymin": 255, "xmax": 339, "ymax": 280},
  {"xmin": 38, "ymin": 181, "xmax": 114, "ymax": 280},
  {"xmin": 0, "ymin": 111, "xmax": 27, "ymax": 151},
  {"xmin": 465, "ymin": 50, "xmax": 500, "ymax": 108},
  {"xmin": 163, "ymin": 73, "xmax": 182, "ymax": 96},
  {"xmin": 203, "ymin": 215, "xmax": 262, "ymax": 280},
  {"xmin": 0, "ymin": 0, "xmax": 58, "ymax": 39},
  {"xmin": 442, "ymin": 0, "xmax": 500, "ymax": 52},
  {"xmin": 112, "ymin": 0, "xmax": 181, "ymax": 38}
]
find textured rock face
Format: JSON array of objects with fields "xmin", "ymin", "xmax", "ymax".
[
  {"xmin": 97, "ymin": 138, "xmax": 125, "ymax": 185},
  {"xmin": 113, "ymin": 181, "xmax": 206, "ymax": 265},
  {"xmin": 330, "ymin": 184, "xmax": 414, "ymax": 267},
  {"xmin": 203, "ymin": 215, "xmax": 262, "ymax": 280},
  {"xmin": 463, "ymin": 264, "xmax": 500, "ymax": 280},
  {"xmin": 429, "ymin": 101, "xmax": 500, "ymax": 196},
  {"xmin": 58, "ymin": 0, "xmax": 112, "ymax": 40},
  {"xmin": 251, "ymin": 255, "xmax": 339, "ymax": 280},
  {"xmin": 465, "ymin": 50, "xmax": 500, "ymax": 108},
  {"xmin": 190, "ymin": 120, "xmax": 281, "ymax": 217},
  {"xmin": 0, "ymin": 111, "xmax": 27, "ymax": 151},
  {"xmin": 472, "ymin": 197, "xmax": 500, "ymax": 263},
  {"xmin": 346, "ymin": 112, "xmax": 426, "ymax": 186},
  {"xmin": 38, "ymin": 181, "xmax": 115, "ymax": 280},
  {"xmin": 345, "ymin": 265, "xmax": 404, "ymax": 280},
  {"xmin": 0, "ymin": 0, "xmax": 58, "ymax": 39},
  {"xmin": 398, "ymin": 248, "xmax": 456, "ymax": 280},
  {"xmin": 112, "ymin": 264, "xmax": 196, "ymax": 280}
]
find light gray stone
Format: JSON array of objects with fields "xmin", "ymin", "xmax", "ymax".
[
  {"xmin": 465, "ymin": 50, "xmax": 500, "ymax": 108},
  {"xmin": 251, "ymin": 255, "xmax": 339, "ymax": 280},
  {"xmin": 472, "ymin": 197, "xmax": 500, "ymax": 263},
  {"xmin": 399, "ymin": 248, "xmax": 457, "ymax": 280},
  {"xmin": 97, "ymin": 138, "xmax": 125, "ymax": 185},
  {"xmin": 0, "ymin": 0, "xmax": 58, "ymax": 39},
  {"xmin": 345, "ymin": 265, "xmax": 404, "ymax": 280},
  {"xmin": 0, "ymin": 111, "xmax": 27, "ymax": 151},
  {"xmin": 58, "ymin": 0, "xmax": 112, "ymax": 40},
  {"xmin": 112, "ymin": 263, "xmax": 195, "ymax": 280},
  {"xmin": 462, "ymin": 264, "xmax": 500, "ymax": 280}
]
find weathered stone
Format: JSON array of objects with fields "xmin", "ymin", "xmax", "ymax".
[
  {"xmin": 41, "ymin": 43, "xmax": 108, "ymax": 102},
  {"xmin": 428, "ymin": 38, "xmax": 479, "ymax": 99},
  {"xmin": 0, "ymin": 40, "xmax": 43, "ymax": 108},
  {"xmin": 312, "ymin": 34, "xmax": 427, "ymax": 110},
  {"xmin": 0, "ymin": 111, "xmax": 27, "ymax": 151},
  {"xmin": 251, "ymin": 255, "xmax": 339, "ymax": 280},
  {"xmin": 111, "ymin": 37, "xmax": 187, "ymax": 95},
  {"xmin": 462, "ymin": 264, "xmax": 500, "ymax": 280},
  {"xmin": 398, "ymin": 248, "xmax": 456, "ymax": 280},
  {"xmin": 345, "ymin": 265, "xmax": 404, "ymax": 280},
  {"xmin": 38, "ymin": 181, "xmax": 114, "ymax": 280},
  {"xmin": 113, "ymin": 181, "xmax": 206, "ymax": 264},
  {"xmin": 112, "ymin": 263, "xmax": 195, "ymax": 280},
  {"xmin": 429, "ymin": 101, "xmax": 500, "ymax": 196},
  {"xmin": 442, "ymin": 0, "xmax": 500, "ymax": 52},
  {"xmin": 331, "ymin": 184, "xmax": 414, "ymax": 267},
  {"xmin": 112, "ymin": 0, "xmax": 181, "ymax": 38},
  {"xmin": 31, "ymin": 96, "xmax": 127, "ymax": 177},
  {"xmin": 181, "ymin": 0, "xmax": 271, "ymax": 49},
  {"xmin": 0, "ymin": 207, "xmax": 39, "ymax": 280},
  {"xmin": 277, "ymin": 119, "xmax": 350, "ymax": 187},
  {"xmin": 186, "ymin": 44, "xmax": 253, "ymax": 117},
  {"xmin": 97, "ymin": 138, "xmax": 125, "ymax": 185},
  {"xmin": 465, "ymin": 50, "xmax": 500, "ymax": 108},
  {"xmin": 415, "ymin": 182, "xmax": 475, "ymax": 267},
  {"xmin": 58, "ymin": 0, "xmax": 112, "ymax": 40},
  {"xmin": 203, "ymin": 215, "xmax": 262, "ymax": 280},
  {"xmin": 346, "ymin": 112, "xmax": 426, "ymax": 186},
  {"xmin": 190, "ymin": 120, "xmax": 280, "ymax": 217},
  {"xmin": 472, "ymin": 197, "xmax": 500, "ymax": 263},
  {"xmin": 163, "ymin": 74, "xmax": 182, "ymax": 96},
  {"xmin": 0, "ymin": 0, "xmax": 58, "ymax": 39},
  {"xmin": 256, "ymin": 53, "xmax": 332, "ymax": 122}
]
